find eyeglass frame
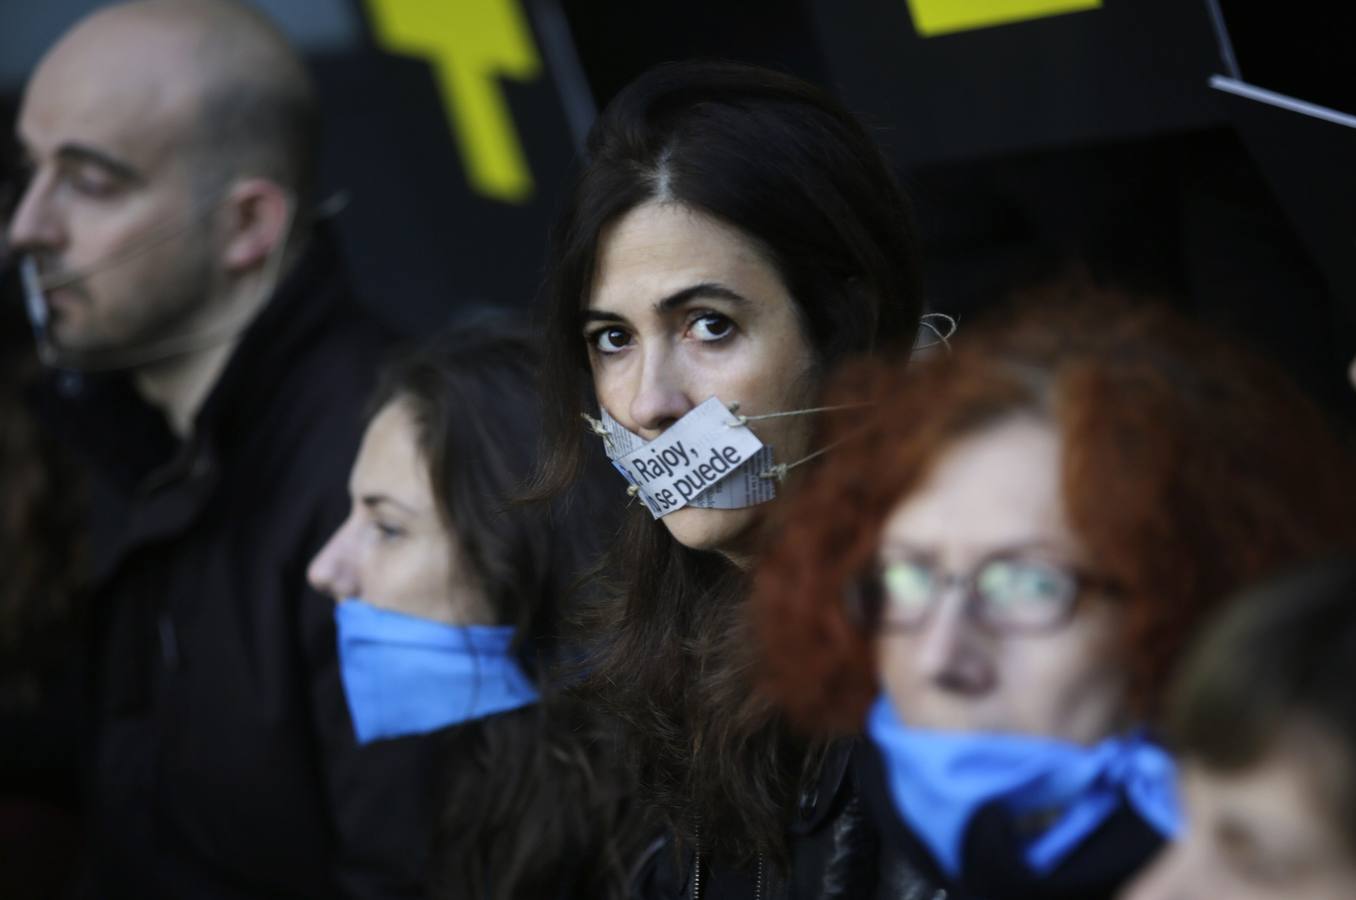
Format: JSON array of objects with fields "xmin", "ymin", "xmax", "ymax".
[{"xmin": 843, "ymin": 544, "xmax": 1120, "ymax": 636}]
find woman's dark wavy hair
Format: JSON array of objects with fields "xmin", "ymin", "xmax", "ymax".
[
  {"xmin": 531, "ymin": 61, "xmax": 922, "ymax": 865},
  {"xmin": 371, "ymin": 318, "xmax": 636, "ymax": 899},
  {"xmin": 0, "ymin": 333, "xmax": 86, "ymax": 706}
]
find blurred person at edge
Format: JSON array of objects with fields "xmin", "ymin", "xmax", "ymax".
[
  {"xmin": 752, "ymin": 285, "xmax": 1356, "ymax": 899},
  {"xmin": 0, "ymin": 277, "xmax": 89, "ymax": 895},
  {"xmin": 307, "ymin": 323, "xmax": 641, "ymax": 899},
  {"xmin": 2, "ymin": 1, "xmax": 442, "ymax": 896},
  {"xmin": 1123, "ymin": 559, "xmax": 1356, "ymax": 900},
  {"xmin": 531, "ymin": 60, "xmax": 930, "ymax": 897}
]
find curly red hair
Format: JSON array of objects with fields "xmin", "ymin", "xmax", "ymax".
[{"xmin": 753, "ymin": 288, "xmax": 1356, "ymax": 734}]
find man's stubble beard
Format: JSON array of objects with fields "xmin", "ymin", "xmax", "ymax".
[{"xmin": 54, "ymin": 218, "xmax": 222, "ymax": 365}]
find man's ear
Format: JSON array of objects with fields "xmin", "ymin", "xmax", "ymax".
[{"xmin": 220, "ymin": 177, "xmax": 292, "ymax": 273}]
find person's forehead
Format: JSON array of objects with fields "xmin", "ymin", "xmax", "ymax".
[
  {"xmin": 18, "ymin": 16, "xmax": 205, "ymax": 171},
  {"xmin": 352, "ymin": 402, "xmax": 437, "ymax": 513},
  {"xmin": 590, "ymin": 202, "xmax": 779, "ymax": 305},
  {"xmin": 882, "ymin": 418, "xmax": 1069, "ymax": 551}
]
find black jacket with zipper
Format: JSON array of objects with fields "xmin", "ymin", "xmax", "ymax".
[
  {"xmin": 630, "ymin": 740, "xmax": 943, "ymax": 899},
  {"xmin": 34, "ymin": 229, "xmax": 442, "ymax": 899}
]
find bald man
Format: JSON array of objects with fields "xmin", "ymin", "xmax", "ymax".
[{"xmin": 8, "ymin": 3, "xmax": 436, "ymax": 896}]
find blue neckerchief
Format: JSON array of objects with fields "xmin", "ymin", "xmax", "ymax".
[
  {"xmin": 865, "ymin": 695, "xmax": 1180, "ymax": 881},
  {"xmin": 335, "ymin": 599, "xmax": 539, "ymax": 744}
]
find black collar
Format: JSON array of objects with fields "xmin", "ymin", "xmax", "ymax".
[{"xmin": 191, "ymin": 226, "xmax": 348, "ymax": 447}]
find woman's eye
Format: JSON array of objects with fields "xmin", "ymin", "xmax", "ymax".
[
  {"xmin": 690, "ymin": 313, "xmax": 734, "ymax": 342},
  {"xmin": 374, "ymin": 523, "xmax": 405, "ymax": 541},
  {"xmin": 588, "ymin": 327, "xmax": 631, "ymax": 354}
]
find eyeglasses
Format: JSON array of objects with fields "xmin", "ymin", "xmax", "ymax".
[{"xmin": 845, "ymin": 550, "xmax": 1117, "ymax": 634}]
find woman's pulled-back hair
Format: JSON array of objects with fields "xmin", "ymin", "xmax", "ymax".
[
  {"xmin": 371, "ymin": 318, "xmax": 635, "ymax": 898},
  {"xmin": 755, "ymin": 281, "xmax": 1356, "ymax": 734},
  {"xmin": 1169, "ymin": 558, "xmax": 1356, "ymax": 855},
  {"xmin": 371, "ymin": 319, "xmax": 599, "ymax": 670},
  {"xmin": 532, "ymin": 60, "xmax": 923, "ymax": 866}
]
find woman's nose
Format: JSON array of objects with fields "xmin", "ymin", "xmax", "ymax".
[
  {"xmin": 913, "ymin": 589, "xmax": 993, "ymax": 695},
  {"xmin": 627, "ymin": 346, "xmax": 694, "ymax": 435},
  {"xmin": 307, "ymin": 519, "xmax": 360, "ymax": 601}
]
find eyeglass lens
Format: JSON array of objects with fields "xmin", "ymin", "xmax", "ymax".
[{"xmin": 879, "ymin": 557, "xmax": 1076, "ymax": 630}]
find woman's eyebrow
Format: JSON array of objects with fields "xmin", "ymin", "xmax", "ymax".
[
  {"xmin": 877, "ymin": 541, "xmax": 932, "ymax": 558},
  {"xmin": 581, "ymin": 308, "xmax": 628, "ymax": 326},
  {"xmin": 582, "ymin": 282, "xmax": 748, "ymax": 328},
  {"xmin": 875, "ymin": 540, "xmax": 1069, "ymax": 559},
  {"xmin": 654, "ymin": 282, "xmax": 748, "ymax": 313},
  {"xmin": 361, "ymin": 493, "xmax": 418, "ymax": 516}
]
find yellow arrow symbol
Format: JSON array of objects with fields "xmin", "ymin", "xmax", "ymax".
[
  {"xmin": 907, "ymin": 0, "xmax": 1102, "ymax": 37},
  {"xmin": 365, "ymin": 0, "xmax": 542, "ymax": 203}
]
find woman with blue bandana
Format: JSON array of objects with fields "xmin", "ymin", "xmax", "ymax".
[
  {"xmin": 752, "ymin": 285, "xmax": 1356, "ymax": 899},
  {"xmin": 307, "ymin": 321, "xmax": 638, "ymax": 898}
]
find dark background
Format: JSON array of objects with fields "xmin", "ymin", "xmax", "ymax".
[
  {"xmin": 3, "ymin": 0, "xmax": 1354, "ymax": 411},
  {"xmin": 4, "ymin": 2, "xmax": 1353, "ymax": 892}
]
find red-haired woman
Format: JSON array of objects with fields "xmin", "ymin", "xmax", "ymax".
[{"xmin": 753, "ymin": 291, "xmax": 1356, "ymax": 899}]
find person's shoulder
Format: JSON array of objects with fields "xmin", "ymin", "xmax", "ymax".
[
  {"xmin": 275, "ymin": 230, "xmax": 398, "ymax": 383},
  {"xmin": 271, "ymin": 298, "xmax": 393, "ymax": 429},
  {"xmin": 790, "ymin": 738, "xmax": 858, "ymax": 837}
]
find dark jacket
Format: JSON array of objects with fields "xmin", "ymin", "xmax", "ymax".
[
  {"xmin": 35, "ymin": 230, "xmax": 440, "ymax": 899},
  {"xmin": 632, "ymin": 741, "xmax": 941, "ymax": 900},
  {"xmin": 854, "ymin": 738, "xmax": 1164, "ymax": 900}
]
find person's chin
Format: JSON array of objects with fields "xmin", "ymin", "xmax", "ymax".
[
  {"xmin": 661, "ymin": 505, "xmax": 758, "ymax": 555},
  {"xmin": 895, "ymin": 695, "xmax": 997, "ymax": 735}
]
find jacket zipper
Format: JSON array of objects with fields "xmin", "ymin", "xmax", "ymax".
[
  {"xmin": 693, "ymin": 826, "xmax": 702, "ymax": 900},
  {"xmin": 691, "ymin": 832, "xmax": 764, "ymax": 900}
]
